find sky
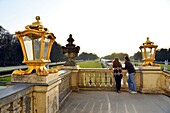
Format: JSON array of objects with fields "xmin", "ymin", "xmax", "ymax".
[{"xmin": 0, "ymin": 0, "xmax": 170, "ymax": 57}]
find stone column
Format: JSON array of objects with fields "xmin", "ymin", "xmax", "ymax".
[{"xmin": 12, "ymin": 73, "xmax": 61, "ymax": 113}]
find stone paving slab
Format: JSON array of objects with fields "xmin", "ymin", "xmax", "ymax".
[{"xmin": 58, "ymin": 91, "xmax": 170, "ymax": 113}]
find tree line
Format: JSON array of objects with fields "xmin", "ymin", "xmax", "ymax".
[
  {"xmin": 75, "ymin": 52, "xmax": 98, "ymax": 61},
  {"xmin": 0, "ymin": 26, "xmax": 169, "ymax": 66},
  {"xmin": 102, "ymin": 52, "xmax": 128, "ymax": 61}
]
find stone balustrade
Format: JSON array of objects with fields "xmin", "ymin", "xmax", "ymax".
[
  {"xmin": 58, "ymin": 70, "xmax": 72, "ymax": 107},
  {"xmin": 75, "ymin": 68, "xmax": 141, "ymax": 91},
  {"xmin": 0, "ymin": 70, "xmax": 71, "ymax": 113},
  {"xmin": 71, "ymin": 68, "xmax": 140, "ymax": 91},
  {"xmin": 0, "ymin": 84, "xmax": 33, "ymax": 113},
  {"xmin": 159, "ymin": 71, "xmax": 170, "ymax": 96},
  {"xmin": 0, "ymin": 67, "xmax": 170, "ymax": 113}
]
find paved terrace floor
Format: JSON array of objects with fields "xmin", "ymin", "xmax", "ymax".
[{"xmin": 58, "ymin": 91, "xmax": 170, "ymax": 113}]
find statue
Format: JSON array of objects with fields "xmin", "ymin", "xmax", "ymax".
[{"xmin": 164, "ymin": 60, "xmax": 168, "ymax": 71}]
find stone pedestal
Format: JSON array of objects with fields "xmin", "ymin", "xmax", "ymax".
[
  {"xmin": 139, "ymin": 66, "xmax": 163, "ymax": 93},
  {"xmin": 12, "ymin": 73, "xmax": 59, "ymax": 84},
  {"xmin": 12, "ymin": 72, "xmax": 61, "ymax": 113}
]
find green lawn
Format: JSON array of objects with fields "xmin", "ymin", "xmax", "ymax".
[
  {"xmin": 77, "ymin": 60, "xmax": 102, "ymax": 68},
  {"xmin": 77, "ymin": 60, "xmax": 170, "ymax": 70},
  {"xmin": 0, "ymin": 76, "xmax": 11, "ymax": 86},
  {"xmin": 159, "ymin": 64, "xmax": 170, "ymax": 71},
  {"xmin": 0, "ymin": 76, "xmax": 11, "ymax": 82}
]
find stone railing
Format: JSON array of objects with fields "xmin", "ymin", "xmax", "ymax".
[
  {"xmin": 71, "ymin": 68, "xmax": 141, "ymax": 91},
  {"xmin": 0, "ymin": 84, "xmax": 33, "ymax": 113},
  {"xmin": 0, "ymin": 67, "xmax": 170, "ymax": 113},
  {"xmin": 0, "ymin": 70, "xmax": 72, "ymax": 113},
  {"xmin": 58, "ymin": 70, "xmax": 72, "ymax": 107},
  {"xmin": 159, "ymin": 71, "xmax": 170, "ymax": 96}
]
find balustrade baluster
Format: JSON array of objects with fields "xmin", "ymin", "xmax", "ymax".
[
  {"xmin": 135, "ymin": 73, "xmax": 140, "ymax": 90},
  {"xmin": 78, "ymin": 72, "xmax": 83, "ymax": 86},
  {"xmin": 110, "ymin": 72, "xmax": 114, "ymax": 87},
  {"xmin": 112, "ymin": 75, "xmax": 116, "ymax": 88},
  {"xmin": 101, "ymin": 72, "xmax": 105, "ymax": 87},
  {"xmin": 7, "ymin": 98, "xmax": 22, "ymax": 113},
  {"xmin": 165, "ymin": 76, "xmax": 170, "ymax": 90},
  {"xmin": 89, "ymin": 73, "xmax": 92, "ymax": 86},
  {"xmin": 86, "ymin": 73, "xmax": 90, "ymax": 86},
  {"xmin": 122, "ymin": 73, "xmax": 128, "ymax": 88},
  {"xmin": 94, "ymin": 73, "xmax": 97, "ymax": 86},
  {"xmin": 1, "ymin": 104, "xmax": 10, "ymax": 113},
  {"xmin": 96, "ymin": 73, "xmax": 100, "ymax": 87},
  {"xmin": 91, "ymin": 73, "xmax": 95, "ymax": 86},
  {"xmin": 107, "ymin": 72, "xmax": 111, "ymax": 87},
  {"xmin": 82, "ymin": 72, "xmax": 86, "ymax": 86}
]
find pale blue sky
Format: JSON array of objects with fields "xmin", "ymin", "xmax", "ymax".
[{"xmin": 0, "ymin": 0, "xmax": 170, "ymax": 57}]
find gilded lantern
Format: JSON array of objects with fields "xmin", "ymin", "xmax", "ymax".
[
  {"xmin": 13, "ymin": 16, "xmax": 56, "ymax": 75},
  {"xmin": 139, "ymin": 37, "xmax": 158, "ymax": 66}
]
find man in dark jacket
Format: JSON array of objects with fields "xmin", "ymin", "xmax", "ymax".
[{"xmin": 124, "ymin": 56, "xmax": 137, "ymax": 94}]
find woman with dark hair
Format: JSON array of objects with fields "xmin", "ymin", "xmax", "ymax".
[
  {"xmin": 112, "ymin": 58, "xmax": 122, "ymax": 93},
  {"xmin": 124, "ymin": 56, "xmax": 137, "ymax": 94}
]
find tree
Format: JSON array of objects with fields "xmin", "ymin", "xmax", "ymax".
[
  {"xmin": 50, "ymin": 41, "xmax": 67, "ymax": 62},
  {"xmin": 0, "ymin": 26, "xmax": 23, "ymax": 66},
  {"xmin": 76, "ymin": 52, "xmax": 99, "ymax": 60},
  {"xmin": 103, "ymin": 52, "xmax": 128, "ymax": 60},
  {"xmin": 156, "ymin": 48, "xmax": 168, "ymax": 61},
  {"xmin": 168, "ymin": 48, "xmax": 170, "ymax": 61},
  {"xmin": 133, "ymin": 51, "xmax": 142, "ymax": 61}
]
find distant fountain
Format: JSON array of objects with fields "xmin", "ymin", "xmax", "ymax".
[{"xmin": 164, "ymin": 60, "xmax": 168, "ymax": 71}]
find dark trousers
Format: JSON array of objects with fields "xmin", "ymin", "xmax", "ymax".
[{"xmin": 114, "ymin": 75, "xmax": 123, "ymax": 92}]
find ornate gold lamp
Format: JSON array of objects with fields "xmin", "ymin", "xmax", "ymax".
[
  {"xmin": 13, "ymin": 16, "xmax": 56, "ymax": 76},
  {"xmin": 139, "ymin": 37, "xmax": 158, "ymax": 66}
]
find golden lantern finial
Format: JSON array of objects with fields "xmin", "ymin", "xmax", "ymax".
[
  {"xmin": 32, "ymin": 16, "xmax": 41, "ymax": 26},
  {"xmin": 36, "ymin": 16, "xmax": 40, "ymax": 21},
  {"xmin": 25, "ymin": 16, "xmax": 45, "ymax": 31}
]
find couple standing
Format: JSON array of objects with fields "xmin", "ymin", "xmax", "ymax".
[{"xmin": 112, "ymin": 56, "xmax": 137, "ymax": 94}]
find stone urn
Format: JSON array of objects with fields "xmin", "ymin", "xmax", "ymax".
[{"xmin": 62, "ymin": 34, "xmax": 80, "ymax": 66}]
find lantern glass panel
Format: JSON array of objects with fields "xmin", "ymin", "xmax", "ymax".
[
  {"xmin": 141, "ymin": 48, "xmax": 145, "ymax": 59},
  {"xmin": 151, "ymin": 48, "xmax": 155, "ymax": 58},
  {"xmin": 33, "ymin": 38, "xmax": 41, "ymax": 60},
  {"xmin": 43, "ymin": 38, "xmax": 50, "ymax": 59},
  {"xmin": 24, "ymin": 34, "xmax": 42, "ymax": 60},
  {"xmin": 24, "ymin": 36, "xmax": 33, "ymax": 60},
  {"xmin": 146, "ymin": 48, "xmax": 152, "ymax": 58}
]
